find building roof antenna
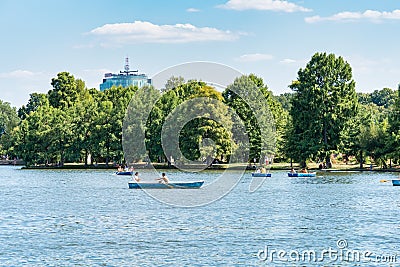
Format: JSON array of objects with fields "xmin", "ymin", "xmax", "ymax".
[{"xmin": 124, "ymin": 56, "xmax": 130, "ymax": 73}]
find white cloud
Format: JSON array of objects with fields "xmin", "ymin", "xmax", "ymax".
[
  {"xmin": 305, "ymin": 9, "xmax": 400, "ymax": 23},
  {"xmin": 218, "ymin": 0, "xmax": 311, "ymax": 13},
  {"xmin": 186, "ymin": 8, "xmax": 200, "ymax": 12},
  {"xmin": 89, "ymin": 21, "xmax": 238, "ymax": 44},
  {"xmin": 0, "ymin": 70, "xmax": 39, "ymax": 79},
  {"xmin": 280, "ymin": 58, "xmax": 296, "ymax": 64},
  {"xmin": 236, "ymin": 53, "xmax": 274, "ymax": 62}
]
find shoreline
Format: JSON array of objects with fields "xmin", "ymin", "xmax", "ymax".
[
  {"xmin": 5, "ymin": 162, "xmax": 399, "ymax": 172},
  {"xmin": 0, "ymin": 159, "xmax": 25, "ymax": 166}
]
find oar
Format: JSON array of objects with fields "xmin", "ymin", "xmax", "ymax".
[
  {"xmin": 155, "ymin": 178, "xmax": 176, "ymax": 189},
  {"xmin": 380, "ymin": 179, "xmax": 389, "ymax": 183}
]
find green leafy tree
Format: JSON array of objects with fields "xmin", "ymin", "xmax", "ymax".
[
  {"xmin": 287, "ymin": 52, "xmax": 358, "ymax": 167},
  {"xmin": 18, "ymin": 93, "xmax": 49, "ymax": 119},
  {"xmin": 341, "ymin": 103, "xmax": 387, "ymax": 168},
  {"xmin": 101, "ymin": 85, "xmax": 138, "ymax": 165},
  {"xmin": 388, "ymin": 85, "xmax": 400, "ymax": 161},
  {"xmin": 176, "ymin": 85, "xmax": 233, "ymax": 163},
  {"xmin": 147, "ymin": 81, "xmax": 233, "ymax": 165},
  {"xmin": 12, "ymin": 103, "xmax": 72, "ymax": 166},
  {"xmin": 223, "ymin": 75, "xmax": 277, "ymax": 163},
  {"xmin": 370, "ymin": 88, "xmax": 396, "ymax": 108},
  {"xmin": 163, "ymin": 76, "xmax": 185, "ymax": 92},
  {"xmin": 275, "ymin": 93, "xmax": 294, "ymax": 111},
  {"xmin": 48, "ymin": 72, "xmax": 84, "ymax": 109},
  {"xmin": 0, "ymin": 100, "xmax": 20, "ymax": 156},
  {"xmin": 123, "ymin": 85, "xmax": 161, "ymax": 163},
  {"xmin": 68, "ymin": 89, "xmax": 100, "ymax": 165}
]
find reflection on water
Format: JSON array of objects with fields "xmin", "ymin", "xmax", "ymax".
[{"xmin": 0, "ymin": 166, "xmax": 399, "ymax": 266}]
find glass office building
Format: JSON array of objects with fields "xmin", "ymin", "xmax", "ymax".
[{"xmin": 100, "ymin": 58, "xmax": 152, "ymax": 91}]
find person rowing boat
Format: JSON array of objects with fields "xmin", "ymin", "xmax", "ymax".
[{"xmin": 156, "ymin": 173, "xmax": 170, "ymax": 184}]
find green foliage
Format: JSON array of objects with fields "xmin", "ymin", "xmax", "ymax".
[
  {"xmin": 163, "ymin": 76, "xmax": 185, "ymax": 92},
  {"xmin": 18, "ymin": 93, "xmax": 49, "ymax": 119},
  {"xmin": 387, "ymin": 85, "xmax": 400, "ymax": 161},
  {"xmin": 123, "ymin": 85, "xmax": 161, "ymax": 163},
  {"xmin": 370, "ymin": 88, "xmax": 396, "ymax": 108},
  {"xmin": 287, "ymin": 52, "xmax": 358, "ymax": 166},
  {"xmin": 0, "ymin": 100, "xmax": 20, "ymax": 155},
  {"xmin": 48, "ymin": 72, "xmax": 84, "ymax": 109},
  {"xmin": 275, "ymin": 93, "xmax": 293, "ymax": 111},
  {"xmin": 3, "ymin": 67, "xmax": 399, "ymax": 169},
  {"xmin": 8, "ymin": 72, "xmax": 138, "ymax": 166},
  {"xmin": 223, "ymin": 74, "xmax": 278, "ymax": 163},
  {"xmin": 149, "ymin": 81, "xmax": 232, "ymax": 164}
]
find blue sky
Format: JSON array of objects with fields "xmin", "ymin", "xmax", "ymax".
[{"xmin": 1, "ymin": 0, "xmax": 400, "ymax": 107}]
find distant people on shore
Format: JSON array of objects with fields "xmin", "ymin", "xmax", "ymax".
[{"xmin": 318, "ymin": 162, "xmax": 327, "ymax": 169}]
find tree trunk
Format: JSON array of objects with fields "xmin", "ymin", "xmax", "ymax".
[
  {"xmin": 359, "ymin": 150, "xmax": 363, "ymax": 169},
  {"xmin": 84, "ymin": 149, "xmax": 88, "ymax": 167},
  {"xmin": 300, "ymin": 160, "xmax": 307, "ymax": 169},
  {"xmin": 325, "ymin": 154, "xmax": 332, "ymax": 169}
]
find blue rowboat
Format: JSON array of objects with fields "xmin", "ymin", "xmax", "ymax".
[
  {"xmin": 128, "ymin": 180, "xmax": 205, "ymax": 189},
  {"xmin": 252, "ymin": 173, "xmax": 271, "ymax": 177},
  {"xmin": 116, "ymin": 171, "xmax": 133, "ymax": 176},
  {"xmin": 288, "ymin": 172, "xmax": 316, "ymax": 177},
  {"xmin": 392, "ymin": 180, "xmax": 400, "ymax": 186}
]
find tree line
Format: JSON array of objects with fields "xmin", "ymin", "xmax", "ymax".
[{"xmin": 0, "ymin": 52, "xmax": 399, "ymax": 168}]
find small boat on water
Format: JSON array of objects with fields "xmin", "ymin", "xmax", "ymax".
[
  {"xmin": 252, "ymin": 173, "xmax": 271, "ymax": 177},
  {"xmin": 288, "ymin": 172, "xmax": 316, "ymax": 177},
  {"xmin": 116, "ymin": 171, "xmax": 133, "ymax": 176},
  {"xmin": 392, "ymin": 180, "xmax": 400, "ymax": 186},
  {"xmin": 128, "ymin": 180, "xmax": 205, "ymax": 189}
]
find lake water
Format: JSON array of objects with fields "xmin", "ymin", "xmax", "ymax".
[{"xmin": 0, "ymin": 166, "xmax": 399, "ymax": 266}]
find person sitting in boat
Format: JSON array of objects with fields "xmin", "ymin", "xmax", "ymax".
[
  {"xmin": 117, "ymin": 165, "xmax": 123, "ymax": 172},
  {"xmin": 255, "ymin": 168, "xmax": 261, "ymax": 173},
  {"xmin": 300, "ymin": 168, "xmax": 308, "ymax": 173},
  {"xmin": 260, "ymin": 167, "xmax": 267, "ymax": 174},
  {"xmin": 290, "ymin": 168, "xmax": 296, "ymax": 174},
  {"xmin": 156, "ymin": 173, "xmax": 170, "ymax": 184},
  {"xmin": 133, "ymin": 172, "xmax": 140, "ymax": 182}
]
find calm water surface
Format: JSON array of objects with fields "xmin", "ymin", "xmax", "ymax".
[{"xmin": 0, "ymin": 166, "xmax": 399, "ymax": 266}]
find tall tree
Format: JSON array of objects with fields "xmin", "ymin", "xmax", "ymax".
[
  {"xmin": 18, "ymin": 93, "xmax": 49, "ymax": 119},
  {"xmin": 370, "ymin": 88, "xmax": 396, "ymax": 108},
  {"xmin": 147, "ymin": 81, "xmax": 233, "ymax": 165},
  {"xmin": 288, "ymin": 52, "xmax": 358, "ymax": 167},
  {"xmin": 388, "ymin": 84, "xmax": 400, "ymax": 161},
  {"xmin": 223, "ymin": 75, "xmax": 277, "ymax": 163},
  {"xmin": 48, "ymin": 72, "xmax": 83, "ymax": 109},
  {"xmin": 163, "ymin": 76, "xmax": 185, "ymax": 92},
  {"xmin": 0, "ymin": 100, "xmax": 20, "ymax": 156},
  {"xmin": 101, "ymin": 85, "xmax": 137, "ymax": 165}
]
